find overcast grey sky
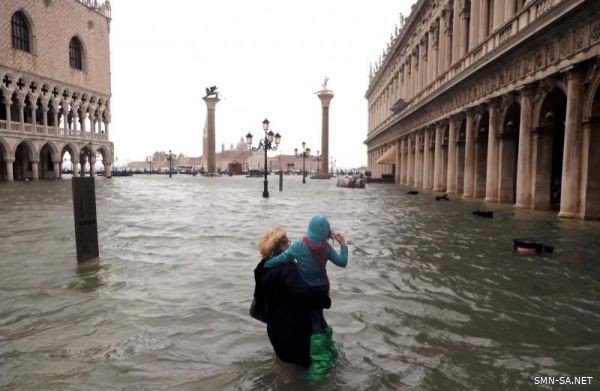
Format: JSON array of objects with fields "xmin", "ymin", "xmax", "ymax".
[{"xmin": 109, "ymin": 0, "xmax": 415, "ymax": 168}]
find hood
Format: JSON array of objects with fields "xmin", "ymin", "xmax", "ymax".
[{"xmin": 306, "ymin": 214, "xmax": 331, "ymax": 243}]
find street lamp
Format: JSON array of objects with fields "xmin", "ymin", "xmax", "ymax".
[
  {"xmin": 146, "ymin": 155, "xmax": 153, "ymax": 174},
  {"xmin": 246, "ymin": 118, "xmax": 281, "ymax": 198},
  {"xmin": 294, "ymin": 142, "xmax": 311, "ymax": 184}
]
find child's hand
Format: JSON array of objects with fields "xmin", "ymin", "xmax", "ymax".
[{"xmin": 334, "ymin": 232, "xmax": 346, "ymax": 246}]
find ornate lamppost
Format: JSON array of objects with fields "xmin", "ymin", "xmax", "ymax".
[
  {"xmin": 294, "ymin": 142, "xmax": 311, "ymax": 184},
  {"xmin": 246, "ymin": 118, "xmax": 281, "ymax": 198}
]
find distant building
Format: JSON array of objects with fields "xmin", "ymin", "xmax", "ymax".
[
  {"xmin": 366, "ymin": 0, "xmax": 600, "ymax": 219},
  {"xmin": 0, "ymin": 0, "xmax": 113, "ymax": 181}
]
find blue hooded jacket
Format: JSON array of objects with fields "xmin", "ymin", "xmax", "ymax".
[{"xmin": 265, "ymin": 214, "xmax": 348, "ymax": 287}]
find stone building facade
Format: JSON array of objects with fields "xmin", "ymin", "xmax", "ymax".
[
  {"xmin": 0, "ymin": 0, "xmax": 113, "ymax": 181},
  {"xmin": 366, "ymin": 0, "xmax": 600, "ymax": 219}
]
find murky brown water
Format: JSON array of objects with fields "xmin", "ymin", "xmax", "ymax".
[{"xmin": 1, "ymin": 175, "xmax": 599, "ymax": 390}]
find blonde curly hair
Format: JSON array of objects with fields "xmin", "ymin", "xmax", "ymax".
[{"xmin": 258, "ymin": 227, "xmax": 289, "ymax": 259}]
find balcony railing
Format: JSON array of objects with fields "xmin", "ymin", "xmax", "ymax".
[{"xmin": 0, "ymin": 119, "xmax": 110, "ymax": 142}]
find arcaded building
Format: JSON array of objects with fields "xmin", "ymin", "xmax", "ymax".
[
  {"xmin": 0, "ymin": 0, "xmax": 113, "ymax": 181},
  {"xmin": 366, "ymin": 0, "xmax": 600, "ymax": 219}
]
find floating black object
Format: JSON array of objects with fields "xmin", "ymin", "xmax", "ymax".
[
  {"xmin": 513, "ymin": 239, "xmax": 554, "ymax": 254},
  {"xmin": 436, "ymin": 194, "xmax": 449, "ymax": 201},
  {"xmin": 407, "ymin": 190, "xmax": 419, "ymax": 195},
  {"xmin": 473, "ymin": 210, "xmax": 494, "ymax": 218}
]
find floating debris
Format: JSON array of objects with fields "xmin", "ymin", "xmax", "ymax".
[
  {"xmin": 435, "ymin": 194, "xmax": 449, "ymax": 201},
  {"xmin": 513, "ymin": 239, "xmax": 554, "ymax": 254},
  {"xmin": 407, "ymin": 190, "xmax": 419, "ymax": 195}
]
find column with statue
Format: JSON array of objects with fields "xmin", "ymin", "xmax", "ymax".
[
  {"xmin": 317, "ymin": 77, "xmax": 334, "ymax": 179},
  {"xmin": 203, "ymin": 86, "xmax": 220, "ymax": 176}
]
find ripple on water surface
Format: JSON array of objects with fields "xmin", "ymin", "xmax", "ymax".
[{"xmin": 1, "ymin": 176, "xmax": 600, "ymax": 389}]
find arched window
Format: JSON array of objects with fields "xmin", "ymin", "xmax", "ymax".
[
  {"xmin": 11, "ymin": 11, "xmax": 30, "ymax": 52},
  {"xmin": 69, "ymin": 37, "xmax": 83, "ymax": 70}
]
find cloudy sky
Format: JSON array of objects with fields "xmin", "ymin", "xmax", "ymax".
[{"xmin": 109, "ymin": 0, "xmax": 415, "ymax": 168}]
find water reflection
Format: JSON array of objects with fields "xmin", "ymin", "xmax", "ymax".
[{"xmin": 0, "ymin": 176, "xmax": 599, "ymax": 389}]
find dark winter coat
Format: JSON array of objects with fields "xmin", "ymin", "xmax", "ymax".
[{"xmin": 253, "ymin": 259, "xmax": 331, "ymax": 368}]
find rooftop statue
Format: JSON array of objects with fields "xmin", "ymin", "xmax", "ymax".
[
  {"xmin": 322, "ymin": 76, "xmax": 329, "ymax": 91},
  {"xmin": 204, "ymin": 86, "xmax": 218, "ymax": 98}
]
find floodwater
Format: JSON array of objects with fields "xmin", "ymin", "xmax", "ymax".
[{"xmin": 1, "ymin": 175, "xmax": 599, "ymax": 390}]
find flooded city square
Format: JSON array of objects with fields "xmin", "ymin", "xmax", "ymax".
[{"xmin": 1, "ymin": 176, "xmax": 599, "ymax": 389}]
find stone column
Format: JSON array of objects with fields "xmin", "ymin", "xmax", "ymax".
[
  {"xmin": 414, "ymin": 132, "xmax": 423, "ymax": 187},
  {"xmin": 31, "ymin": 160, "xmax": 39, "ymax": 180},
  {"xmin": 395, "ymin": 140, "xmax": 402, "ymax": 184},
  {"xmin": 452, "ymin": 0, "xmax": 461, "ymax": 63},
  {"xmin": 485, "ymin": 101, "xmax": 500, "ymax": 202},
  {"xmin": 493, "ymin": 0, "xmax": 505, "ymax": 30},
  {"xmin": 18, "ymin": 100, "xmax": 25, "ymax": 130},
  {"xmin": 480, "ymin": 0, "xmax": 489, "ymax": 40},
  {"xmin": 423, "ymin": 129, "xmax": 432, "ymax": 189},
  {"xmin": 63, "ymin": 109, "xmax": 69, "ymax": 134},
  {"xmin": 412, "ymin": 50, "xmax": 419, "ymax": 96},
  {"xmin": 4, "ymin": 158, "xmax": 14, "ymax": 182},
  {"xmin": 73, "ymin": 107, "xmax": 80, "ymax": 132},
  {"xmin": 459, "ymin": 7, "xmax": 470, "ymax": 58},
  {"xmin": 41, "ymin": 100, "xmax": 48, "ymax": 134},
  {"xmin": 203, "ymin": 96, "xmax": 220, "ymax": 176},
  {"xmin": 559, "ymin": 68, "xmax": 585, "ymax": 218},
  {"xmin": 52, "ymin": 108, "xmax": 59, "ymax": 134},
  {"xmin": 72, "ymin": 157, "xmax": 79, "ymax": 177},
  {"xmin": 416, "ymin": 46, "xmax": 423, "ymax": 94},
  {"xmin": 505, "ymin": 0, "xmax": 516, "ymax": 20},
  {"xmin": 431, "ymin": 22, "xmax": 440, "ymax": 81},
  {"xmin": 445, "ymin": 10, "xmax": 454, "ymax": 69},
  {"xmin": 400, "ymin": 138, "xmax": 407, "ymax": 184},
  {"xmin": 407, "ymin": 136, "xmax": 414, "ymax": 186},
  {"xmin": 438, "ymin": 15, "xmax": 447, "ymax": 75},
  {"xmin": 104, "ymin": 162, "xmax": 112, "ymax": 178},
  {"xmin": 469, "ymin": 0, "xmax": 480, "ymax": 49},
  {"xmin": 318, "ymin": 90, "xmax": 334, "ymax": 177},
  {"xmin": 53, "ymin": 160, "xmax": 61, "ymax": 179},
  {"xmin": 463, "ymin": 110, "xmax": 476, "ymax": 197},
  {"xmin": 426, "ymin": 33, "xmax": 433, "ymax": 87},
  {"xmin": 515, "ymin": 86, "xmax": 534, "ymax": 208},
  {"xmin": 90, "ymin": 157, "xmax": 96, "ymax": 178},
  {"xmin": 580, "ymin": 117, "xmax": 600, "ymax": 219},
  {"xmin": 3, "ymin": 98, "xmax": 11, "ymax": 125},
  {"xmin": 433, "ymin": 122, "xmax": 445, "ymax": 191},
  {"xmin": 81, "ymin": 109, "xmax": 87, "ymax": 132},
  {"xmin": 30, "ymin": 104, "xmax": 36, "ymax": 127},
  {"xmin": 447, "ymin": 118, "xmax": 459, "ymax": 193}
]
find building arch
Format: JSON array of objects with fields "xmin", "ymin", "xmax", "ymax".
[
  {"xmin": 94, "ymin": 144, "xmax": 112, "ymax": 163},
  {"xmin": 39, "ymin": 142, "xmax": 58, "ymax": 179},
  {"xmin": 531, "ymin": 88, "xmax": 567, "ymax": 210},
  {"xmin": 39, "ymin": 140, "xmax": 60, "ymax": 163},
  {"xmin": 13, "ymin": 139, "xmax": 36, "ymax": 180},
  {"xmin": 532, "ymin": 80, "xmax": 567, "ymax": 127}
]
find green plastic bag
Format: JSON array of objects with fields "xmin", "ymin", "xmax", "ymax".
[{"xmin": 303, "ymin": 326, "xmax": 338, "ymax": 384}]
